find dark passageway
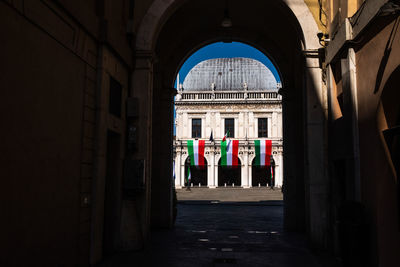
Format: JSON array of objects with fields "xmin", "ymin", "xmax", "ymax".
[
  {"xmin": 98, "ymin": 200, "xmax": 341, "ymax": 267},
  {"xmin": 2, "ymin": 1, "xmax": 400, "ymax": 266}
]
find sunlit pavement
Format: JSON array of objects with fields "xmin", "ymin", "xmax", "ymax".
[
  {"xmin": 177, "ymin": 187, "xmax": 284, "ymax": 203},
  {"xmin": 98, "ymin": 189, "xmax": 342, "ymax": 267}
]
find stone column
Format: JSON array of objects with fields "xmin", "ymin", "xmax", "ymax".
[
  {"xmin": 341, "ymin": 48, "xmax": 361, "ymax": 201},
  {"xmin": 214, "ymin": 153, "xmax": 219, "ymax": 187},
  {"xmin": 248, "ymin": 164, "xmax": 252, "ymax": 187},
  {"xmin": 175, "ymin": 150, "xmax": 182, "ymax": 189},
  {"xmin": 304, "ymin": 53, "xmax": 329, "ymax": 248},
  {"xmin": 242, "ymin": 149, "xmax": 250, "ymax": 188},
  {"xmin": 118, "ymin": 50, "xmax": 154, "ymax": 251},
  {"xmin": 150, "ymin": 64, "xmax": 175, "ymax": 229},
  {"xmin": 275, "ymin": 153, "xmax": 283, "ymax": 187},
  {"xmin": 234, "ymin": 117, "xmax": 239, "ymax": 137},
  {"xmin": 272, "ymin": 112, "xmax": 278, "ymax": 137},
  {"xmin": 248, "ymin": 112, "xmax": 254, "ymax": 137},
  {"xmin": 180, "ymin": 152, "xmax": 186, "ymax": 187},
  {"xmin": 208, "ymin": 145, "xmax": 216, "ymax": 188}
]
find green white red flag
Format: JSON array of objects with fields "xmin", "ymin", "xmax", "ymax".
[
  {"xmin": 254, "ymin": 140, "xmax": 272, "ymax": 166},
  {"xmin": 271, "ymin": 166, "xmax": 274, "ymax": 181},
  {"xmin": 187, "ymin": 167, "xmax": 191, "ymax": 182},
  {"xmin": 187, "ymin": 140, "xmax": 205, "ymax": 166},
  {"xmin": 220, "ymin": 139, "xmax": 239, "ymax": 166},
  {"xmin": 222, "ymin": 130, "xmax": 229, "ymax": 142}
]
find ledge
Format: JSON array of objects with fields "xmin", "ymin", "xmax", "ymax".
[
  {"xmin": 326, "ymin": 19, "xmax": 352, "ymax": 63},
  {"xmin": 325, "ymin": 0, "xmax": 388, "ymax": 64}
]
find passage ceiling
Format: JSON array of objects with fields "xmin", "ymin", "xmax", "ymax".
[{"xmin": 154, "ymin": 0, "xmax": 305, "ymax": 87}]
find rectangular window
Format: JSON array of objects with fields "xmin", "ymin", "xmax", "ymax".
[
  {"xmin": 109, "ymin": 76, "xmax": 122, "ymax": 117},
  {"xmin": 192, "ymin": 119, "xmax": 201, "ymax": 138},
  {"xmin": 224, "ymin": 118, "xmax": 235, "ymax": 138},
  {"xmin": 258, "ymin": 118, "xmax": 268, "ymax": 137}
]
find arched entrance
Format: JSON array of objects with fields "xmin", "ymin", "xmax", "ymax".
[
  {"xmin": 251, "ymin": 156, "xmax": 275, "ymax": 187},
  {"xmin": 184, "ymin": 156, "xmax": 208, "ymax": 187},
  {"xmin": 218, "ymin": 158, "xmax": 242, "ymax": 187},
  {"xmin": 131, "ymin": 0, "xmax": 328, "ymax": 251}
]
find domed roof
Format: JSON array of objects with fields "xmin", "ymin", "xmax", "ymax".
[{"xmin": 182, "ymin": 57, "xmax": 278, "ymax": 91}]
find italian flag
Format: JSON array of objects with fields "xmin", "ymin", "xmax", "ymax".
[
  {"xmin": 221, "ymin": 140, "xmax": 239, "ymax": 166},
  {"xmin": 187, "ymin": 167, "xmax": 191, "ymax": 182},
  {"xmin": 187, "ymin": 140, "xmax": 205, "ymax": 166},
  {"xmin": 271, "ymin": 166, "xmax": 274, "ymax": 181},
  {"xmin": 254, "ymin": 140, "xmax": 272, "ymax": 166}
]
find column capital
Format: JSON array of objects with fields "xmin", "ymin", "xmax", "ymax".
[
  {"xmin": 135, "ymin": 50, "xmax": 156, "ymax": 59},
  {"xmin": 134, "ymin": 50, "xmax": 157, "ymax": 70}
]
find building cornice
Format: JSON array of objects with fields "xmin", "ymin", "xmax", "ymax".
[{"xmin": 175, "ymin": 100, "xmax": 282, "ymax": 106}]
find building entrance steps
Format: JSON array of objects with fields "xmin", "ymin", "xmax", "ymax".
[
  {"xmin": 98, "ymin": 189, "xmax": 342, "ymax": 267},
  {"xmin": 176, "ymin": 187, "xmax": 284, "ymax": 203}
]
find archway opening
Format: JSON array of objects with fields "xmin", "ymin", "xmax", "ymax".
[
  {"xmin": 251, "ymin": 156, "xmax": 275, "ymax": 188},
  {"xmin": 173, "ymin": 41, "xmax": 283, "ymax": 191},
  {"xmin": 174, "ymin": 41, "xmax": 281, "ymax": 87},
  {"xmin": 218, "ymin": 158, "xmax": 242, "ymax": 187},
  {"xmin": 147, "ymin": 0, "xmax": 323, "ymax": 236},
  {"xmin": 184, "ymin": 156, "xmax": 208, "ymax": 187}
]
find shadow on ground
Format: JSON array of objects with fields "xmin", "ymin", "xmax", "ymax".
[{"xmin": 98, "ymin": 199, "xmax": 342, "ymax": 267}]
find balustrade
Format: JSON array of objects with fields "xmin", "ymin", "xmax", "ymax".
[{"xmin": 178, "ymin": 90, "xmax": 280, "ymax": 101}]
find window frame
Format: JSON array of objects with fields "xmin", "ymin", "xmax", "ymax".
[
  {"xmin": 258, "ymin": 118, "xmax": 268, "ymax": 138},
  {"xmin": 224, "ymin": 118, "xmax": 235, "ymax": 138},
  {"xmin": 191, "ymin": 118, "xmax": 202, "ymax": 138}
]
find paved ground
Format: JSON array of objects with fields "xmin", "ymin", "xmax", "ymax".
[
  {"xmin": 98, "ymin": 189, "xmax": 342, "ymax": 267},
  {"xmin": 176, "ymin": 187, "xmax": 283, "ymax": 203}
]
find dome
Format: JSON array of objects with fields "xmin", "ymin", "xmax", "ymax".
[{"xmin": 182, "ymin": 57, "xmax": 278, "ymax": 91}]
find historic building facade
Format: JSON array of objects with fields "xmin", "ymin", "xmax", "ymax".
[{"xmin": 174, "ymin": 58, "xmax": 283, "ymax": 188}]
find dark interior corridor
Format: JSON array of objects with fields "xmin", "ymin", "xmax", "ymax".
[
  {"xmin": 97, "ymin": 200, "xmax": 341, "ymax": 267},
  {"xmin": 2, "ymin": 1, "xmax": 399, "ymax": 266}
]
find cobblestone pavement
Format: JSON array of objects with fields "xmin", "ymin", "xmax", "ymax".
[{"xmin": 99, "ymin": 189, "xmax": 342, "ymax": 267}]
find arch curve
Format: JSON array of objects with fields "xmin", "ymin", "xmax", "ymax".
[
  {"xmin": 146, "ymin": 0, "xmax": 327, "ymax": 243},
  {"xmin": 136, "ymin": 0, "xmax": 320, "ymax": 51}
]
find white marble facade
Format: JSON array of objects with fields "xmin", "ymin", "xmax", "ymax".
[{"xmin": 174, "ymin": 58, "xmax": 283, "ymax": 188}]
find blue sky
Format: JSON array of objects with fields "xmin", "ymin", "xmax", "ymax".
[{"xmin": 175, "ymin": 42, "xmax": 281, "ymax": 87}]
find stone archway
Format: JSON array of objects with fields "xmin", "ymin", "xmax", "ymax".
[
  {"xmin": 251, "ymin": 157, "xmax": 273, "ymax": 187},
  {"xmin": 217, "ymin": 158, "xmax": 242, "ymax": 187},
  {"xmin": 184, "ymin": 156, "xmax": 208, "ymax": 187},
  {"xmin": 135, "ymin": 0, "xmax": 320, "ymax": 51},
  {"xmin": 132, "ymin": 0, "xmax": 329, "ymax": 249}
]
